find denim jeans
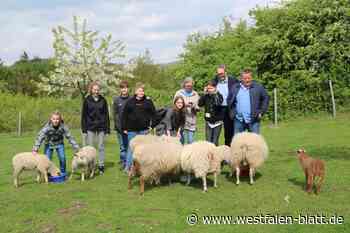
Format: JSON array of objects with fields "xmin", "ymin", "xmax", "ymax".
[
  {"xmin": 126, "ymin": 130, "xmax": 149, "ymax": 170},
  {"xmin": 180, "ymin": 129, "xmax": 195, "ymax": 145},
  {"xmin": 44, "ymin": 144, "xmax": 66, "ymax": 174},
  {"xmin": 117, "ymin": 132, "xmax": 128, "ymax": 168},
  {"xmin": 234, "ymin": 119, "xmax": 260, "ymax": 135},
  {"xmin": 87, "ymin": 131, "xmax": 105, "ymax": 167}
]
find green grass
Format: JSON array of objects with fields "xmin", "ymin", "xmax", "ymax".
[{"xmin": 0, "ymin": 114, "xmax": 350, "ymax": 233}]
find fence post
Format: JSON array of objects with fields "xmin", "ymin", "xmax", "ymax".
[
  {"xmin": 274, "ymin": 88, "xmax": 278, "ymax": 127},
  {"xmin": 17, "ymin": 112, "xmax": 22, "ymax": 137},
  {"xmin": 329, "ymin": 80, "xmax": 336, "ymax": 118}
]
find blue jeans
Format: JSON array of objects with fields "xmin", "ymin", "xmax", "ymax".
[
  {"xmin": 117, "ymin": 132, "xmax": 128, "ymax": 168},
  {"xmin": 126, "ymin": 130, "xmax": 149, "ymax": 170},
  {"xmin": 180, "ymin": 129, "xmax": 195, "ymax": 145},
  {"xmin": 44, "ymin": 144, "xmax": 66, "ymax": 174},
  {"xmin": 234, "ymin": 119, "xmax": 260, "ymax": 135}
]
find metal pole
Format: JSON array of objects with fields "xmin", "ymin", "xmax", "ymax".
[
  {"xmin": 329, "ymin": 80, "xmax": 336, "ymax": 118},
  {"xmin": 274, "ymin": 88, "xmax": 278, "ymax": 126}
]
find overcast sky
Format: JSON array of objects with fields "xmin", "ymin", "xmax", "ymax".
[{"xmin": 0, "ymin": 0, "xmax": 279, "ymax": 65}]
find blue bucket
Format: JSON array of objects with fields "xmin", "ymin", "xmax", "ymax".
[{"xmin": 49, "ymin": 172, "xmax": 67, "ymax": 183}]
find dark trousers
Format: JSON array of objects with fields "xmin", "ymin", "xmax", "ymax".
[
  {"xmin": 222, "ymin": 106, "xmax": 234, "ymax": 146},
  {"xmin": 205, "ymin": 122, "xmax": 222, "ymax": 146}
]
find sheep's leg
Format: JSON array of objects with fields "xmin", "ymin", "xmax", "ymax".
[
  {"xmin": 316, "ymin": 174, "xmax": 324, "ymax": 195},
  {"xmin": 249, "ymin": 167, "xmax": 255, "ymax": 185},
  {"xmin": 202, "ymin": 176, "xmax": 208, "ymax": 192},
  {"xmin": 306, "ymin": 174, "xmax": 313, "ymax": 193},
  {"xmin": 140, "ymin": 175, "xmax": 145, "ymax": 195},
  {"xmin": 235, "ymin": 167, "xmax": 240, "ymax": 185},
  {"xmin": 90, "ymin": 163, "xmax": 95, "ymax": 178},
  {"xmin": 44, "ymin": 173, "xmax": 48, "ymax": 184},
  {"xmin": 36, "ymin": 171, "xmax": 41, "ymax": 183},
  {"xmin": 128, "ymin": 172, "xmax": 133, "ymax": 190},
  {"xmin": 186, "ymin": 174, "xmax": 191, "ymax": 186},
  {"xmin": 13, "ymin": 168, "xmax": 22, "ymax": 188},
  {"xmin": 81, "ymin": 172, "xmax": 85, "ymax": 181},
  {"xmin": 69, "ymin": 168, "xmax": 75, "ymax": 180},
  {"xmin": 214, "ymin": 172, "xmax": 218, "ymax": 188}
]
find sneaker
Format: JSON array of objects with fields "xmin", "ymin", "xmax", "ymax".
[{"xmin": 98, "ymin": 166, "xmax": 105, "ymax": 174}]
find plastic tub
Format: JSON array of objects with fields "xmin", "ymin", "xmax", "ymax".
[{"xmin": 48, "ymin": 172, "xmax": 66, "ymax": 183}]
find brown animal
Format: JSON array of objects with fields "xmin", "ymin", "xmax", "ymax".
[{"xmin": 296, "ymin": 149, "xmax": 325, "ymax": 194}]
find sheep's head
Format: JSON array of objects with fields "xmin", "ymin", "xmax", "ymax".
[
  {"xmin": 73, "ymin": 152, "xmax": 88, "ymax": 165},
  {"xmin": 48, "ymin": 162, "xmax": 61, "ymax": 176}
]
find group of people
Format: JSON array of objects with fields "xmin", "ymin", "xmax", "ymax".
[{"xmin": 31, "ymin": 65, "xmax": 270, "ymax": 176}]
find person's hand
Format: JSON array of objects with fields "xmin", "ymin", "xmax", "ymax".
[
  {"xmin": 203, "ymin": 87, "xmax": 208, "ymax": 93},
  {"xmin": 258, "ymin": 113, "xmax": 262, "ymax": 119},
  {"xmin": 123, "ymin": 130, "xmax": 128, "ymax": 134}
]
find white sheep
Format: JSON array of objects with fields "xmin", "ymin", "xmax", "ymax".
[
  {"xmin": 69, "ymin": 146, "xmax": 97, "ymax": 181},
  {"xmin": 12, "ymin": 152, "xmax": 61, "ymax": 188},
  {"xmin": 128, "ymin": 141, "xmax": 183, "ymax": 195},
  {"xmin": 180, "ymin": 141, "xmax": 226, "ymax": 192},
  {"xmin": 229, "ymin": 132, "xmax": 268, "ymax": 185},
  {"xmin": 129, "ymin": 134, "xmax": 181, "ymax": 153}
]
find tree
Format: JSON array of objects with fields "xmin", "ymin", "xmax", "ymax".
[{"xmin": 40, "ymin": 16, "xmax": 132, "ymax": 98}]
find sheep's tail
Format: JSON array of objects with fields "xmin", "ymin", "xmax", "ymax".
[{"xmin": 240, "ymin": 144, "xmax": 249, "ymax": 166}]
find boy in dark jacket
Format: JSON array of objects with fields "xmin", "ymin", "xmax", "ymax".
[
  {"xmin": 112, "ymin": 80, "xmax": 131, "ymax": 170},
  {"xmin": 198, "ymin": 80, "xmax": 224, "ymax": 146},
  {"xmin": 121, "ymin": 82, "xmax": 156, "ymax": 171},
  {"xmin": 81, "ymin": 82, "xmax": 110, "ymax": 174}
]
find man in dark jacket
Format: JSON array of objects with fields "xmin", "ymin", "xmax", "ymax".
[
  {"xmin": 112, "ymin": 80, "xmax": 131, "ymax": 169},
  {"xmin": 212, "ymin": 64, "xmax": 239, "ymax": 146},
  {"xmin": 227, "ymin": 69, "xmax": 269, "ymax": 134}
]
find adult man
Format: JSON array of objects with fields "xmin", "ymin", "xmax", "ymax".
[
  {"xmin": 227, "ymin": 69, "xmax": 269, "ymax": 134},
  {"xmin": 212, "ymin": 64, "xmax": 239, "ymax": 146}
]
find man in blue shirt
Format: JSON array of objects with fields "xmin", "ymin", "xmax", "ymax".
[
  {"xmin": 212, "ymin": 64, "xmax": 239, "ymax": 146},
  {"xmin": 227, "ymin": 69, "xmax": 269, "ymax": 134}
]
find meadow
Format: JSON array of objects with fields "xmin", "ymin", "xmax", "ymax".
[{"xmin": 0, "ymin": 113, "xmax": 349, "ymax": 233}]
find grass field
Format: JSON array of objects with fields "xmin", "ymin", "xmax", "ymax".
[{"xmin": 0, "ymin": 113, "xmax": 349, "ymax": 233}]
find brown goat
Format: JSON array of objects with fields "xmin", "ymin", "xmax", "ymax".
[{"xmin": 296, "ymin": 149, "xmax": 325, "ymax": 194}]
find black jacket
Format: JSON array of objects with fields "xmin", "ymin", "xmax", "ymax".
[
  {"xmin": 227, "ymin": 81, "xmax": 269, "ymax": 123},
  {"xmin": 81, "ymin": 95, "xmax": 110, "ymax": 134},
  {"xmin": 121, "ymin": 95, "xmax": 156, "ymax": 132},
  {"xmin": 112, "ymin": 95, "xmax": 131, "ymax": 133},
  {"xmin": 212, "ymin": 74, "xmax": 239, "ymax": 104},
  {"xmin": 198, "ymin": 92, "xmax": 224, "ymax": 123}
]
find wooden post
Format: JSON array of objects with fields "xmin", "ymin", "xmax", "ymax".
[
  {"xmin": 17, "ymin": 112, "xmax": 22, "ymax": 137},
  {"xmin": 274, "ymin": 88, "xmax": 278, "ymax": 126},
  {"xmin": 329, "ymin": 80, "xmax": 336, "ymax": 118}
]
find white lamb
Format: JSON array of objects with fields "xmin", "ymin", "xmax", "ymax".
[
  {"xmin": 181, "ymin": 141, "xmax": 226, "ymax": 192},
  {"xmin": 12, "ymin": 152, "xmax": 60, "ymax": 188},
  {"xmin": 128, "ymin": 141, "xmax": 183, "ymax": 195},
  {"xmin": 70, "ymin": 146, "xmax": 97, "ymax": 181},
  {"xmin": 229, "ymin": 132, "xmax": 268, "ymax": 185}
]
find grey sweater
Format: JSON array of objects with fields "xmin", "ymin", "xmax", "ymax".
[{"xmin": 33, "ymin": 122, "xmax": 79, "ymax": 151}]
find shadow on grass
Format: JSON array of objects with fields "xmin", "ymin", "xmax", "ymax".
[
  {"xmin": 288, "ymin": 177, "xmax": 305, "ymax": 191},
  {"xmin": 222, "ymin": 170, "xmax": 263, "ymax": 184}
]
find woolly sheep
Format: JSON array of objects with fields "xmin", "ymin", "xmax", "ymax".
[
  {"xmin": 69, "ymin": 146, "xmax": 97, "ymax": 181},
  {"xmin": 128, "ymin": 141, "xmax": 183, "ymax": 195},
  {"xmin": 12, "ymin": 152, "xmax": 60, "ymax": 188},
  {"xmin": 180, "ymin": 141, "xmax": 226, "ymax": 192},
  {"xmin": 129, "ymin": 134, "xmax": 181, "ymax": 152},
  {"xmin": 229, "ymin": 132, "xmax": 268, "ymax": 185}
]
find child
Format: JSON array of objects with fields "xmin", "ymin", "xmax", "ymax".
[
  {"xmin": 32, "ymin": 111, "xmax": 80, "ymax": 174},
  {"xmin": 121, "ymin": 82, "xmax": 156, "ymax": 172},
  {"xmin": 163, "ymin": 96, "xmax": 186, "ymax": 138},
  {"xmin": 198, "ymin": 80, "xmax": 224, "ymax": 146},
  {"xmin": 112, "ymin": 80, "xmax": 131, "ymax": 170},
  {"xmin": 81, "ymin": 81, "xmax": 110, "ymax": 174}
]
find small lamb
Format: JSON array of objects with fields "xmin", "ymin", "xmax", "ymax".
[
  {"xmin": 12, "ymin": 152, "xmax": 60, "ymax": 188},
  {"xmin": 70, "ymin": 146, "xmax": 97, "ymax": 181}
]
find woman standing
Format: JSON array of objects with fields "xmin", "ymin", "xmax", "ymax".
[
  {"xmin": 174, "ymin": 77, "xmax": 200, "ymax": 144},
  {"xmin": 121, "ymin": 82, "xmax": 156, "ymax": 172},
  {"xmin": 161, "ymin": 96, "xmax": 186, "ymax": 138},
  {"xmin": 81, "ymin": 81, "xmax": 110, "ymax": 174}
]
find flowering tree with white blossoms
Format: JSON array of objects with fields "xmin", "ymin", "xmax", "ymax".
[{"xmin": 41, "ymin": 16, "xmax": 132, "ymax": 98}]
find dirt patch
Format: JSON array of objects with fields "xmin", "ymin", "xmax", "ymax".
[
  {"xmin": 57, "ymin": 201, "xmax": 87, "ymax": 216},
  {"xmin": 40, "ymin": 224, "xmax": 56, "ymax": 233}
]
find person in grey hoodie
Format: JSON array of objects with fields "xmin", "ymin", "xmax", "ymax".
[{"xmin": 112, "ymin": 80, "xmax": 131, "ymax": 170}]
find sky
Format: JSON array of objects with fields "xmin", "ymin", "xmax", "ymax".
[{"xmin": 0, "ymin": 0, "xmax": 279, "ymax": 65}]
